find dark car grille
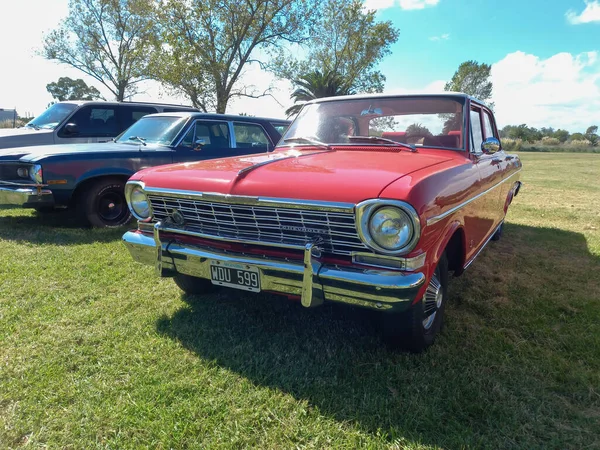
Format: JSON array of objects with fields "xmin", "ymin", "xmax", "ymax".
[
  {"xmin": 0, "ymin": 164, "xmax": 19, "ymax": 181},
  {"xmin": 148, "ymin": 194, "xmax": 369, "ymax": 256}
]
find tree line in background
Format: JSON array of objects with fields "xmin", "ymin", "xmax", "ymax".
[
  {"xmin": 42, "ymin": 0, "xmax": 398, "ymax": 115},
  {"xmin": 500, "ymin": 124, "xmax": 598, "ymax": 147}
]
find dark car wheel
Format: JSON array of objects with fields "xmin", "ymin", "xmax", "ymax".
[
  {"xmin": 382, "ymin": 252, "xmax": 449, "ymax": 353},
  {"xmin": 491, "ymin": 222, "xmax": 504, "ymax": 241},
  {"xmin": 79, "ymin": 178, "xmax": 131, "ymax": 227},
  {"xmin": 173, "ymin": 274, "xmax": 219, "ymax": 296}
]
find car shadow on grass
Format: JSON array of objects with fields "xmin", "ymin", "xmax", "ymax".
[
  {"xmin": 155, "ymin": 223, "xmax": 600, "ymax": 448},
  {"xmin": 0, "ymin": 208, "xmax": 131, "ymax": 245}
]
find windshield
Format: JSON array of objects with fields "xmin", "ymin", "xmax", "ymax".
[
  {"xmin": 26, "ymin": 103, "xmax": 78, "ymax": 130},
  {"xmin": 115, "ymin": 116, "xmax": 188, "ymax": 145},
  {"xmin": 280, "ymin": 96, "xmax": 465, "ymax": 150}
]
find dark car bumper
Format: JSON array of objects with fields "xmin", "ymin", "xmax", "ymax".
[
  {"xmin": 0, "ymin": 186, "xmax": 54, "ymax": 208},
  {"xmin": 122, "ymin": 227, "xmax": 426, "ymax": 313}
]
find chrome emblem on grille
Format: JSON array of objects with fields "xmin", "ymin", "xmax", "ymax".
[{"xmin": 280, "ymin": 225, "xmax": 327, "ymax": 234}]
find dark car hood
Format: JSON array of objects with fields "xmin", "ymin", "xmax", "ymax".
[
  {"xmin": 134, "ymin": 148, "xmax": 453, "ymax": 204},
  {"xmin": 0, "ymin": 128, "xmax": 53, "ymax": 149},
  {"xmin": 0, "ymin": 142, "xmax": 171, "ymax": 162}
]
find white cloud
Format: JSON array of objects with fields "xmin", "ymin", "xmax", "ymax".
[
  {"xmin": 566, "ymin": 0, "xmax": 600, "ymax": 24},
  {"xmin": 430, "ymin": 33, "xmax": 450, "ymax": 41},
  {"xmin": 491, "ymin": 51, "xmax": 600, "ymax": 132},
  {"xmin": 364, "ymin": 0, "xmax": 439, "ymax": 11}
]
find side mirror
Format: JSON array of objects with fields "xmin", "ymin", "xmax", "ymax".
[
  {"xmin": 481, "ymin": 137, "xmax": 500, "ymax": 154},
  {"xmin": 63, "ymin": 123, "xmax": 79, "ymax": 135}
]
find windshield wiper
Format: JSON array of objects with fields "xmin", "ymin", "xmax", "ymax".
[
  {"xmin": 128, "ymin": 136, "xmax": 147, "ymax": 146},
  {"xmin": 283, "ymin": 136, "xmax": 332, "ymax": 150},
  {"xmin": 347, "ymin": 135, "xmax": 416, "ymax": 152}
]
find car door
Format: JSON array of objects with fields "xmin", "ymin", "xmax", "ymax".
[
  {"xmin": 55, "ymin": 105, "xmax": 119, "ymax": 144},
  {"xmin": 172, "ymin": 119, "xmax": 233, "ymax": 163},
  {"xmin": 482, "ymin": 108, "xmax": 512, "ymax": 214},
  {"xmin": 117, "ymin": 105, "xmax": 158, "ymax": 135},
  {"xmin": 231, "ymin": 121, "xmax": 274, "ymax": 155},
  {"xmin": 471, "ymin": 106, "xmax": 504, "ymax": 240}
]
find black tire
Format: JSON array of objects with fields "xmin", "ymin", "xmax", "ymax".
[
  {"xmin": 491, "ymin": 222, "xmax": 504, "ymax": 241},
  {"xmin": 78, "ymin": 178, "xmax": 131, "ymax": 227},
  {"xmin": 382, "ymin": 252, "xmax": 449, "ymax": 353},
  {"xmin": 173, "ymin": 274, "xmax": 218, "ymax": 295}
]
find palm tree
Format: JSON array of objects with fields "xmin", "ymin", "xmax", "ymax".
[{"xmin": 285, "ymin": 70, "xmax": 355, "ymax": 117}]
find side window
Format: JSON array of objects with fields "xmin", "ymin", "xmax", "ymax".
[
  {"xmin": 179, "ymin": 121, "xmax": 230, "ymax": 150},
  {"xmin": 119, "ymin": 106, "xmax": 157, "ymax": 131},
  {"xmin": 233, "ymin": 123, "xmax": 270, "ymax": 148},
  {"xmin": 470, "ymin": 109, "xmax": 484, "ymax": 154},
  {"xmin": 61, "ymin": 106, "xmax": 119, "ymax": 137},
  {"xmin": 271, "ymin": 123, "xmax": 289, "ymax": 136},
  {"xmin": 483, "ymin": 111, "xmax": 496, "ymax": 139}
]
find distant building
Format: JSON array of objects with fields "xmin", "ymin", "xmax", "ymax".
[{"xmin": 0, "ymin": 109, "xmax": 18, "ymax": 124}]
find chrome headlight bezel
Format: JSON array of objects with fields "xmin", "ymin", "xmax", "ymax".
[
  {"xmin": 125, "ymin": 181, "xmax": 152, "ymax": 221},
  {"xmin": 30, "ymin": 164, "xmax": 43, "ymax": 184},
  {"xmin": 355, "ymin": 199, "xmax": 421, "ymax": 256}
]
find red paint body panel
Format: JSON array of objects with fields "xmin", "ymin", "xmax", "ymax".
[{"xmin": 133, "ymin": 148, "xmax": 453, "ymax": 204}]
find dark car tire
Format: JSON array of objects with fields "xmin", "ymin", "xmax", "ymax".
[
  {"xmin": 491, "ymin": 222, "xmax": 504, "ymax": 241},
  {"xmin": 382, "ymin": 252, "xmax": 449, "ymax": 353},
  {"xmin": 173, "ymin": 274, "xmax": 218, "ymax": 296},
  {"xmin": 78, "ymin": 178, "xmax": 132, "ymax": 228}
]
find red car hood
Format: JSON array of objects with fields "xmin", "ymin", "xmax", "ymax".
[{"xmin": 135, "ymin": 148, "xmax": 452, "ymax": 204}]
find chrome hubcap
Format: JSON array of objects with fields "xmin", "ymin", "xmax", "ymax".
[{"xmin": 422, "ymin": 274, "xmax": 442, "ymax": 330}]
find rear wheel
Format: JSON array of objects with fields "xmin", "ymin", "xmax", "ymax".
[
  {"xmin": 78, "ymin": 178, "xmax": 131, "ymax": 227},
  {"xmin": 382, "ymin": 252, "xmax": 449, "ymax": 352},
  {"xmin": 173, "ymin": 274, "xmax": 218, "ymax": 296}
]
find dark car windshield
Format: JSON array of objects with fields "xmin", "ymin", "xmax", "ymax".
[
  {"xmin": 26, "ymin": 103, "xmax": 78, "ymax": 130},
  {"xmin": 115, "ymin": 116, "xmax": 188, "ymax": 145},
  {"xmin": 280, "ymin": 96, "xmax": 465, "ymax": 150}
]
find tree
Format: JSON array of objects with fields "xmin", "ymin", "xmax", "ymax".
[
  {"xmin": 150, "ymin": 0, "xmax": 318, "ymax": 113},
  {"xmin": 444, "ymin": 60, "xmax": 494, "ymax": 108},
  {"xmin": 46, "ymin": 77, "xmax": 104, "ymax": 102},
  {"xmin": 275, "ymin": 0, "xmax": 399, "ymax": 94},
  {"xmin": 406, "ymin": 123, "xmax": 433, "ymax": 138},
  {"xmin": 552, "ymin": 129, "xmax": 569, "ymax": 143},
  {"xmin": 285, "ymin": 70, "xmax": 354, "ymax": 116},
  {"xmin": 570, "ymin": 132, "xmax": 586, "ymax": 141},
  {"xmin": 42, "ymin": 0, "xmax": 154, "ymax": 101},
  {"xmin": 585, "ymin": 125, "xmax": 598, "ymax": 146}
]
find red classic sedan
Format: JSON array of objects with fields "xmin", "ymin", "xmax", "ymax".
[{"xmin": 122, "ymin": 93, "xmax": 522, "ymax": 352}]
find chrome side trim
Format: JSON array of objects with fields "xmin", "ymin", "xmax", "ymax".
[
  {"xmin": 426, "ymin": 169, "xmax": 522, "ymax": 226},
  {"xmin": 463, "ymin": 221, "xmax": 502, "ymax": 270},
  {"xmin": 355, "ymin": 199, "xmax": 421, "ymax": 256},
  {"xmin": 140, "ymin": 187, "xmax": 356, "ymax": 213}
]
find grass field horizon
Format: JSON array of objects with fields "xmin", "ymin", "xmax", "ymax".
[{"xmin": 1, "ymin": 152, "xmax": 599, "ymax": 448}]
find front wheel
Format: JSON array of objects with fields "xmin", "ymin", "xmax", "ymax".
[
  {"xmin": 78, "ymin": 178, "xmax": 131, "ymax": 227},
  {"xmin": 173, "ymin": 274, "xmax": 218, "ymax": 296},
  {"xmin": 382, "ymin": 252, "xmax": 449, "ymax": 352}
]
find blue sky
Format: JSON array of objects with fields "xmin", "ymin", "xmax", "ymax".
[
  {"xmin": 1, "ymin": 0, "xmax": 600, "ymax": 132},
  {"xmin": 375, "ymin": 0, "xmax": 600, "ymax": 91}
]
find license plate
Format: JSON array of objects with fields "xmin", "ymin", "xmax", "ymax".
[{"xmin": 209, "ymin": 260, "xmax": 261, "ymax": 292}]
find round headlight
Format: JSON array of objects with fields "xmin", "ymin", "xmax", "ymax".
[
  {"xmin": 130, "ymin": 186, "xmax": 150, "ymax": 219},
  {"xmin": 30, "ymin": 164, "xmax": 43, "ymax": 184},
  {"xmin": 368, "ymin": 206, "xmax": 413, "ymax": 251}
]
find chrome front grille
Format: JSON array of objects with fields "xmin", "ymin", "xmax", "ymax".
[{"xmin": 148, "ymin": 194, "xmax": 369, "ymax": 256}]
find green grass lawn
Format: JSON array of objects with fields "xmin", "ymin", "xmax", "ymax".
[{"xmin": 1, "ymin": 152, "xmax": 599, "ymax": 449}]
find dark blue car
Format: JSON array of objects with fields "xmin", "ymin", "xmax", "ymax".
[{"xmin": 0, "ymin": 112, "xmax": 290, "ymax": 227}]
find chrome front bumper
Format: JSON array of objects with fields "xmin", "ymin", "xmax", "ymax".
[
  {"xmin": 122, "ymin": 226, "xmax": 426, "ymax": 312},
  {"xmin": 0, "ymin": 186, "xmax": 54, "ymax": 207}
]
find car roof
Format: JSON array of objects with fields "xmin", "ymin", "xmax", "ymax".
[
  {"xmin": 58, "ymin": 100, "xmax": 198, "ymax": 109},
  {"xmin": 304, "ymin": 92, "xmax": 489, "ymax": 107},
  {"xmin": 141, "ymin": 112, "xmax": 291, "ymax": 123}
]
